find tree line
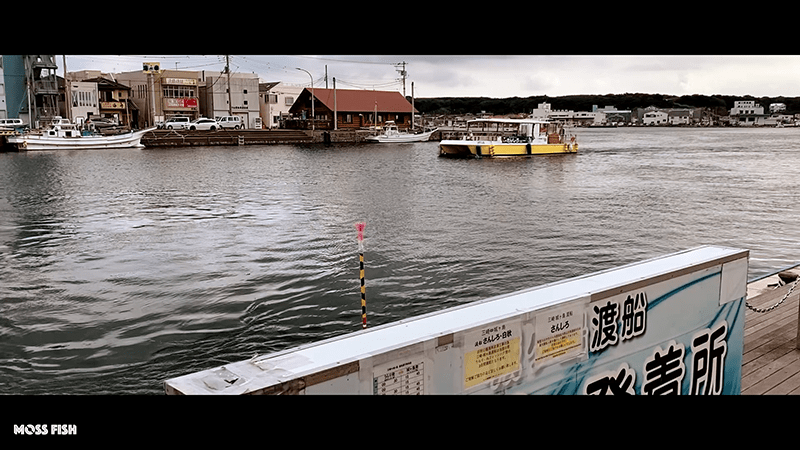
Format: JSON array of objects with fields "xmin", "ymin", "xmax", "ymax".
[{"xmin": 412, "ymin": 93, "xmax": 800, "ymax": 116}]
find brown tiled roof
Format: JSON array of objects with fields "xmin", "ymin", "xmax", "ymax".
[{"xmin": 303, "ymin": 88, "xmax": 417, "ymax": 114}]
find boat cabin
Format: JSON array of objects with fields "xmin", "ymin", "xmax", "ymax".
[
  {"xmin": 43, "ymin": 116, "xmax": 81, "ymax": 138},
  {"xmin": 378, "ymin": 121, "xmax": 400, "ymax": 136},
  {"xmin": 463, "ymin": 119, "xmax": 567, "ymax": 144}
]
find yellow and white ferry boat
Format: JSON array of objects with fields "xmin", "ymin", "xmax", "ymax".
[{"xmin": 439, "ymin": 118, "xmax": 577, "ymax": 158}]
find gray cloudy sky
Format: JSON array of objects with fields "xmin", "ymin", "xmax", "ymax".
[{"xmin": 61, "ymin": 55, "xmax": 800, "ymax": 99}]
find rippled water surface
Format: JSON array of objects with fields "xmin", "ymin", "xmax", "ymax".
[{"xmin": 3, "ymin": 127, "xmax": 800, "ymax": 394}]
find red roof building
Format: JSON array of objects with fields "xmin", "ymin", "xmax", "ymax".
[{"xmin": 288, "ymin": 88, "xmax": 417, "ymax": 130}]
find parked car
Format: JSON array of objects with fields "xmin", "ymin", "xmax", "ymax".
[
  {"xmin": 160, "ymin": 117, "xmax": 191, "ymax": 129},
  {"xmin": 188, "ymin": 118, "xmax": 219, "ymax": 131},
  {"xmin": 217, "ymin": 116, "xmax": 244, "ymax": 129}
]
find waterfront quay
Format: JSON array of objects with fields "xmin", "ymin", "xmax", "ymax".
[
  {"xmin": 743, "ymin": 269, "xmax": 800, "ymax": 394},
  {"xmin": 140, "ymin": 128, "xmax": 375, "ymax": 147}
]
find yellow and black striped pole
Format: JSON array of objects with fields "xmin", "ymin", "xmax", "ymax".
[{"xmin": 355, "ymin": 222, "xmax": 367, "ymax": 328}]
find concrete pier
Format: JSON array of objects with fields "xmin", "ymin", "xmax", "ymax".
[
  {"xmin": 139, "ymin": 128, "xmax": 397, "ymax": 147},
  {"xmin": 742, "ymin": 266, "xmax": 800, "ymax": 394}
]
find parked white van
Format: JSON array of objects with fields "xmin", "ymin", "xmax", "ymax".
[
  {"xmin": 160, "ymin": 117, "xmax": 191, "ymax": 130},
  {"xmin": 217, "ymin": 116, "xmax": 244, "ymax": 129}
]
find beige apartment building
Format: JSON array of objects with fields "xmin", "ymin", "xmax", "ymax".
[
  {"xmin": 114, "ymin": 68, "xmax": 260, "ymax": 129},
  {"xmin": 115, "ymin": 69, "xmax": 202, "ymax": 128}
]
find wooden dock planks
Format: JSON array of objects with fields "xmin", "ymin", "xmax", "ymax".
[{"xmin": 742, "ymin": 275, "xmax": 800, "ymax": 394}]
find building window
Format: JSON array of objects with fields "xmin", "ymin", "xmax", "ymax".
[
  {"xmin": 163, "ymin": 86, "xmax": 195, "ymax": 98},
  {"xmin": 72, "ymin": 91, "xmax": 97, "ymax": 108},
  {"xmin": 284, "ymin": 96, "xmax": 294, "ymax": 106}
]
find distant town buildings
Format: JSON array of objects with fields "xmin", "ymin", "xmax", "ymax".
[
  {"xmin": 522, "ymin": 100, "xmax": 795, "ymax": 127},
  {"xmin": 1, "ymin": 55, "xmax": 799, "ymax": 129}
]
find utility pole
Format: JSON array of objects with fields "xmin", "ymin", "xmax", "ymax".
[
  {"xmin": 63, "ymin": 55, "xmax": 70, "ymax": 122},
  {"xmin": 296, "ymin": 68, "xmax": 314, "ymax": 132},
  {"xmin": 395, "ymin": 61, "xmax": 407, "ymax": 97},
  {"xmin": 226, "ymin": 55, "xmax": 233, "ymax": 116},
  {"xmin": 333, "ymin": 77, "xmax": 337, "ymax": 131},
  {"xmin": 149, "ymin": 71, "xmax": 156, "ymax": 127}
]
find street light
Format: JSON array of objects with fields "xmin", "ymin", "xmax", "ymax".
[{"xmin": 296, "ymin": 68, "xmax": 314, "ymax": 132}]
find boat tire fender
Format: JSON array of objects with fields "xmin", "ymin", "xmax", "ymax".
[
  {"xmin": 476, "ymin": 145, "xmax": 482, "ymax": 157},
  {"xmin": 526, "ymin": 143, "xmax": 532, "ymax": 155}
]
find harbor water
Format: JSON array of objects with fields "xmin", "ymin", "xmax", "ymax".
[{"xmin": 2, "ymin": 127, "xmax": 800, "ymax": 395}]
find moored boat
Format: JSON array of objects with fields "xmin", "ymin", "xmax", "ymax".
[
  {"xmin": 7, "ymin": 123, "xmax": 157, "ymax": 151},
  {"xmin": 439, "ymin": 118, "xmax": 577, "ymax": 158},
  {"xmin": 365, "ymin": 121, "xmax": 438, "ymax": 143}
]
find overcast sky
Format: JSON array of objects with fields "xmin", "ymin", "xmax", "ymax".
[{"xmin": 60, "ymin": 55, "xmax": 800, "ymax": 99}]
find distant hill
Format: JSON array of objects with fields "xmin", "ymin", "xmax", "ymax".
[{"xmin": 412, "ymin": 94, "xmax": 800, "ymax": 116}]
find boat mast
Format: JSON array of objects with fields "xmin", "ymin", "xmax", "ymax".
[
  {"xmin": 333, "ymin": 77, "xmax": 337, "ymax": 131},
  {"xmin": 411, "ymin": 82, "xmax": 414, "ymax": 130}
]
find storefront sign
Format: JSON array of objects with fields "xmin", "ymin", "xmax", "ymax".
[
  {"xmin": 100, "ymin": 101, "xmax": 126, "ymax": 110},
  {"xmin": 164, "ymin": 78, "xmax": 197, "ymax": 86},
  {"xmin": 164, "ymin": 98, "xmax": 198, "ymax": 109}
]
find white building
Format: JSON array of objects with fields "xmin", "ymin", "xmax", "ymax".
[
  {"xmin": 730, "ymin": 100, "xmax": 764, "ymax": 115},
  {"xmin": 548, "ymin": 109, "xmax": 574, "ymax": 122},
  {"xmin": 259, "ymin": 81, "xmax": 304, "ymax": 129},
  {"xmin": 574, "ymin": 111, "xmax": 605, "ymax": 125},
  {"xmin": 668, "ymin": 109, "xmax": 692, "ymax": 125},
  {"xmin": 530, "ymin": 102, "xmax": 552, "ymax": 120},
  {"xmin": 730, "ymin": 100, "xmax": 767, "ymax": 126},
  {"xmin": 67, "ymin": 81, "xmax": 99, "ymax": 125},
  {"xmin": 643, "ymin": 111, "xmax": 669, "ymax": 125}
]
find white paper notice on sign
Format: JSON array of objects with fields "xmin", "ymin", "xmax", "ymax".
[
  {"xmin": 534, "ymin": 298, "xmax": 587, "ymax": 365},
  {"xmin": 372, "ymin": 357, "xmax": 426, "ymax": 395}
]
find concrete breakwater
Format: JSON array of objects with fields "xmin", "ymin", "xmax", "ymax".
[{"xmin": 140, "ymin": 128, "xmax": 384, "ymax": 147}]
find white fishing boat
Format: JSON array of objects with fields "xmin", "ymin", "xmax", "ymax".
[
  {"xmin": 439, "ymin": 118, "xmax": 577, "ymax": 158},
  {"xmin": 365, "ymin": 121, "xmax": 438, "ymax": 143},
  {"xmin": 7, "ymin": 122, "xmax": 156, "ymax": 151}
]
